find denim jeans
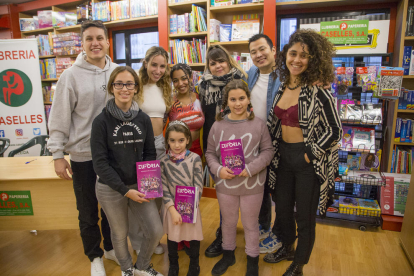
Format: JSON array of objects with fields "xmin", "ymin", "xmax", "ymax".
[
  {"xmin": 71, "ymin": 160, "xmax": 112, "ymax": 262},
  {"xmin": 96, "ymin": 182, "xmax": 164, "ymax": 271}
]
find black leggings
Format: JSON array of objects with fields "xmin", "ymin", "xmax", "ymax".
[{"xmin": 275, "ymin": 141, "xmax": 320, "ymax": 264}]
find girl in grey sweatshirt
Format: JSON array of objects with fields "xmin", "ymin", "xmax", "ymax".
[{"xmin": 205, "ymin": 80, "xmax": 274, "ymax": 276}]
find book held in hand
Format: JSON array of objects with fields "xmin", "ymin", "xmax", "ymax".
[
  {"xmin": 175, "ymin": 186, "xmax": 199, "ymax": 224},
  {"xmin": 220, "ymin": 139, "xmax": 245, "ymax": 175},
  {"xmin": 136, "ymin": 160, "xmax": 163, "ymax": 199}
]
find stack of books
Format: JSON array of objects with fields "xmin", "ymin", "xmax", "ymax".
[
  {"xmin": 52, "ymin": 33, "xmax": 82, "ymax": 56},
  {"xmin": 39, "ymin": 58, "xmax": 56, "ymax": 79},
  {"xmin": 169, "ymin": 38, "xmax": 206, "ymax": 65},
  {"xmin": 390, "ymin": 146, "xmax": 414, "ymax": 174}
]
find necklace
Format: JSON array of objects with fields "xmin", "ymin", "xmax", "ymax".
[{"xmin": 287, "ymin": 83, "xmax": 301, "ymax": 90}]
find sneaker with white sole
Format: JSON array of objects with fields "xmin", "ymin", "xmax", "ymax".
[
  {"xmin": 91, "ymin": 257, "xmax": 106, "ymax": 276},
  {"xmin": 122, "ymin": 267, "xmax": 134, "ymax": 276},
  {"xmin": 104, "ymin": 249, "xmax": 120, "ymax": 265},
  {"xmin": 259, "ymin": 232, "xmax": 282, "ymax": 254},
  {"xmin": 153, "ymin": 244, "xmax": 164, "ymax": 255},
  {"xmin": 134, "ymin": 263, "xmax": 164, "ymax": 276},
  {"xmin": 259, "ymin": 225, "xmax": 271, "ymax": 240}
]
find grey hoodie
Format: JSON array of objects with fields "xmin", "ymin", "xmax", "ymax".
[{"xmin": 47, "ymin": 53, "xmax": 118, "ymax": 161}]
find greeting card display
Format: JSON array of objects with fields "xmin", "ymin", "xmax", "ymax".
[
  {"xmin": 175, "ymin": 186, "xmax": 199, "ymax": 224},
  {"xmin": 136, "ymin": 160, "xmax": 163, "ymax": 198},
  {"xmin": 359, "ymin": 152, "xmax": 380, "ymax": 171},
  {"xmin": 220, "ymin": 139, "xmax": 245, "ymax": 175},
  {"xmin": 341, "ymin": 126, "xmax": 354, "ymax": 150}
]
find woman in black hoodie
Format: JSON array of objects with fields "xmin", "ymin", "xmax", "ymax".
[{"xmin": 91, "ymin": 66, "xmax": 164, "ymax": 276}]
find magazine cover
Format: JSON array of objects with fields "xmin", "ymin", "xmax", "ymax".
[
  {"xmin": 136, "ymin": 160, "xmax": 163, "ymax": 199},
  {"xmin": 220, "ymin": 139, "xmax": 245, "ymax": 175},
  {"xmin": 175, "ymin": 186, "xmax": 199, "ymax": 224},
  {"xmin": 347, "ymin": 155, "xmax": 360, "ymax": 170}
]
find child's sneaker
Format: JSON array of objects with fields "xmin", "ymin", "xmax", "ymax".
[
  {"xmin": 259, "ymin": 225, "xmax": 271, "ymax": 240},
  {"xmin": 259, "ymin": 232, "xmax": 282, "ymax": 254},
  {"xmin": 91, "ymin": 257, "xmax": 106, "ymax": 276},
  {"xmin": 135, "ymin": 263, "xmax": 164, "ymax": 276},
  {"xmin": 122, "ymin": 267, "xmax": 134, "ymax": 276},
  {"xmin": 154, "ymin": 244, "xmax": 164, "ymax": 255},
  {"xmin": 104, "ymin": 249, "xmax": 120, "ymax": 265}
]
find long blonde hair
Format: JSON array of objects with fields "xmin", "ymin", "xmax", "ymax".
[
  {"xmin": 205, "ymin": 45, "xmax": 247, "ymax": 79},
  {"xmin": 138, "ymin": 46, "xmax": 172, "ymax": 110}
]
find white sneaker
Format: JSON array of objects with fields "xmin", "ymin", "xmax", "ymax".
[
  {"xmin": 104, "ymin": 249, "xmax": 120, "ymax": 265},
  {"xmin": 122, "ymin": 267, "xmax": 134, "ymax": 276},
  {"xmin": 153, "ymin": 244, "xmax": 164, "ymax": 255},
  {"xmin": 135, "ymin": 249, "xmax": 140, "ymax": 256},
  {"xmin": 134, "ymin": 263, "xmax": 163, "ymax": 276},
  {"xmin": 91, "ymin": 257, "xmax": 106, "ymax": 276}
]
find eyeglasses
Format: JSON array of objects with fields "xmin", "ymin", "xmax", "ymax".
[{"xmin": 112, "ymin": 83, "xmax": 137, "ymax": 90}]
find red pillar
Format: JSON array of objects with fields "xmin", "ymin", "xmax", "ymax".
[
  {"xmin": 158, "ymin": 0, "xmax": 168, "ymax": 51},
  {"xmin": 263, "ymin": 0, "xmax": 276, "ymax": 47}
]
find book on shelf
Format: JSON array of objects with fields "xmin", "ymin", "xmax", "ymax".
[
  {"xmin": 390, "ymin": 146, "xmax": 414, "ymax": 174},
  {"xmin": 39, "ymin": 58, "xmax": 56, "ymax": 79},
  {"xmin": 213, "ymin": 0, "xmax": 236, "ymax": 6},
  {"xmin": 220, "ymin": 24, "xmax": 232, "ymax": 42},
  {"xmin": 92, "ymin": 1, "xmax": 111, "ymax": 22},
  {"xmin": 169, "ymin": 37, "xmax": 206, "ymax": 65},
  {"xmin": 42, "ymin": 82, "xmax": 57, "ymax": 102},
  {"xmin": 231, "ymin": 14, "xmax": 260, "ymax": 41},
  {"xmin": 110, "ymin": 0, "xmax": 130, "ymax": 21},
  {"xmin": 174, "ymin": 186, "xmax": 199, "ymax": 224},
  {"xmin": 405, "ymin": 6, "xmax": 414, "ymax": 36},
  {"xmin": 44, "ymin": 105, "xmax": 52, "ymax": 125},
  {"xmin": 19, "ymin": 18, "xmax": 36, "ymax": 32},
  {"xmin": 394, "ymin": 117, "xmax": 414, "ymax": 144},
  {"xmin": 130, "ymin": 0, "xmax": 158, "ymax": 18},
  {"xmin": 210, "ymin": 19, "xmax": 221, "ymax": 42},
  {"xmin": 340, "ymin": 126, "xmax": 375, "ymax": 152},
  {"xmin": 52, "ymin": 11, "xmax": 67, "ymax": 28},
  {"xmin": 52, "ymin": 33, "xmax": 82, "ymax": 56},
  {"xmin": 65, "ymin": 13, "xmax": 77, "ymax": 26},
  {"xmin": 77, "ymin": 2, "xmax": 93, "ymax": 23},
  {"xmin": 33, "ymin": 16, "xmax": 39, "ymax": 29},
  {"xmin": 38, "ymin": 10, "xmax": 53, "ymax": 29},
  {"xmin": 56, "ymin": 57, "xmax": 76, "ymax": 78},
  {"xmin": 398, "ymin": 88, "xmax": 414, "ymax": 110},
  {"xmin": 136, "ymin": 160, "xmax": 163, "ymax": 199},
  {"xmin": 219, "ymin": 139, "xmax": 245, "ymax": 175},
  {"xmin": 403, "ymin": 46, "xmax": 412, "ymax": 75}
]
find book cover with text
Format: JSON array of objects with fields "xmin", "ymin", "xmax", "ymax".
[
  {"xmin": 220, "ymin": 139, "xmax": 245, "ymax": 175},
  {"xmin": 136, "ymin": 160, "xmax": 163, "ymax": 199},
  {"xmin": 175, "ymin": 186, "xmax": 199, "ymax": 224}
]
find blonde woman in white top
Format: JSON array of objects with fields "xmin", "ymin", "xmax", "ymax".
[{"xmin": 130, "ymin": 46, "xmax": 172, "ymax": 256}]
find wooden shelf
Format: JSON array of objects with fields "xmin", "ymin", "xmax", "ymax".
[
  {"xmin": 397, "ymin": 109, "xmax": 414, "ymax": 113},
  {"xmin": 210, "ymin": 3, "xmax": 264, "ymax": 13},
  {"xmin": 169, "ymin": 63, "xmax": 205, "ymax": 67},
  {"xmin": 210, "ymin": 41, "xmax": 249, "ymax": 45},
  {"xmin": 39, "ymin": 55, "xmax": 55, "ymax": 59},
  {"xmin": 276, "ymin": 0, "xmax": 399, "ymax": 11},
  {"xmin": 42, "ymin": 78, "xmax": 58, "ymax": 82},
  {"xmin": 103, "ymin": 16, "xmax": 158, "ymax": 28},
  {"xmin": 21, "ymin": 27, "xmax": 54, "ymax": 35},
  {"xmin": 169, "ymin": 31, "xmax": 207, "ymax": 38},
  {"xmin": 44, "ymin": 102, "xmax": 52, "ymax": 105},
  {"xmin": 394, "ymin": 142, "xmax": 414, "ymax": 146},
  {"xmin": 55, "ymin": 24, "xmax": 81, "ymax": 32},
  {"xmin": 405, "ymin": 36, "xmax": 414, "ymax": 40},
  {"xmin": 403, "ymin": 75, "xmax": 414, "ymax": 79}
]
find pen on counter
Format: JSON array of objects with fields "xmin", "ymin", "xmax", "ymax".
[{"xmin": 25, "ymin": 159, "xmax": 37, "ymax": 164}]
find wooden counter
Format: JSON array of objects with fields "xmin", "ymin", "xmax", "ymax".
[{"xmin": 0, "ymin": 156, "xmax": 78, "ymax": 231}]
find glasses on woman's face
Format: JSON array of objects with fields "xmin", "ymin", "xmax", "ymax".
[{"xmin": 112, "ymin": 83, "xmax": 137, "ymax": 90}]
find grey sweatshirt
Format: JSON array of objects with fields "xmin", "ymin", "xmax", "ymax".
[
  {"xmin": 47, "ymin": 53, "xmax": 118, "ymax": 161},
  {"xmin": 205, "ymin": 116, "xmax": 274, "ymax": 196}
]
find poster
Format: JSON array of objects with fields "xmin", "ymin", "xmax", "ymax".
[
  {"xmin": 300, "ymin": 14, "xmax": 390, "ymax": 55},
  {"xmin": 0, "ymin": 39, "xmax": 48, "ymax": 157},
  {"xmin": 0, "ymin": 191, "xmax": 33, "ymax": 216}
]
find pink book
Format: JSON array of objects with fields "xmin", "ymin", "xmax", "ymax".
[
  {"xmin": 136, "ymin": 160, "xmax": 163, "ymax": 199},
  {"xmin": 175, "ymin": 186, "xmax": 199, "ymax": 224},
  {"xmin": 220, "ymin": 139, "xmax": 245, "ymax": 175}
]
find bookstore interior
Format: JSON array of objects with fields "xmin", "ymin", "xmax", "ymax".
[{"xmin": 1, "ymin": 0, "xmax": 414, "ymax": 275}]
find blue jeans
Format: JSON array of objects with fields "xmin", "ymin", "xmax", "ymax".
[{"xmin": 96, "ymin": 182, "xmax": 163, "ymax": 271}]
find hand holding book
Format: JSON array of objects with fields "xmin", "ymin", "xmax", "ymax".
[
  {"xmin": 169, "ymin": 206, "xmax": 183, "ymax": 225},
  {"xmin": 219, "ymin": 167, "xmax": 236, "ymax": 180},
  {"xmin": 125, "ymin": 190, "xmax": 150, "ymax": 203},
  {"xmin": 238, "ymin": 168, "xmax": 249, "ymax": 178}
]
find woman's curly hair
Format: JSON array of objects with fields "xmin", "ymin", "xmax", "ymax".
[
  {"xmin": 273, "ymin": 29, "xmax": 336, "ymax": 86},
  {"xmin": 138, "ymin": 46, "xmax": 172, "ymax": 110}
]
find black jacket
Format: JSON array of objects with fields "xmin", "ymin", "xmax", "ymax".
[{"xmin": 91, "ymin": 108, "xmax": 156, "ymax": 195}]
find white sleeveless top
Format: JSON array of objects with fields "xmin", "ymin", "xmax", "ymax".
[{"xmin": 140, "ymin": 83, "xmax": 166, "ymax": 118}]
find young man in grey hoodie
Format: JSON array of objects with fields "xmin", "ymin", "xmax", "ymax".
[{"xmin": 47, "ymin": 20, "xmax": 119, "ymax": 276}]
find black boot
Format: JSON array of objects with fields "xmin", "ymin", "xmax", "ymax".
[
  {"xmin": 187, "ymin": 240, "xmax": 200, "ymax": 276},
  {"xmin": 205, "ymin": 227, "xmax": 223, "ymax": 258},
  {"xmin": 246, "ymin": 255, "xmax": 259, "ymax": 276},
  {"xmin": 263, "ymin": 243, "xmax": 295, "ymax": 263},
  {"xmin": 283, "ymin": 262, "xmax": 304, "ymax": 276},
  {"xmin": 211, "ymin": 249, "xmax": 236, "ymax": 276},
  {"xmin": 167, "ymin": 239, "xmax": 179, "ymax": 276}
]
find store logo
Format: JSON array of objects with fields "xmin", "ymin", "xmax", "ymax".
[
  {"xmin": 33, "ymin": 128, "xmax": 41, "ymax": 135},
  {"xmin": 340, "ymin": 22, "xmax": 348, "ymax": 30},
  {"xmin": 0, "ymin": 130, "xmax": 4, "ymax": 137},
  {"xmin": 15, "ymin": 129, "xmax": 23, "ymax": 136},
  {"xmin": 0, "ymin": 69, "xmax": 33, "ymax": 107},
  {"xmin": 1, "ymin": 193, "xmax": 9, "ymax": 201}
]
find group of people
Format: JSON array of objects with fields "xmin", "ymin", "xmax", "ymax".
[{"xmin": 47, "ymin": 19, "xmax": 342, "ymax": 276}]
